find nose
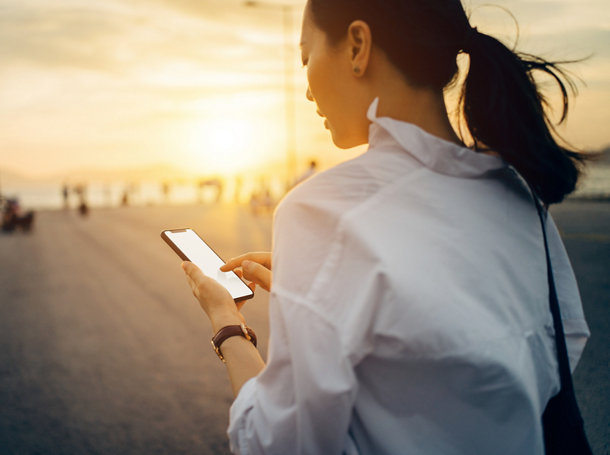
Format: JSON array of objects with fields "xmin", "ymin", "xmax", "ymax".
[{"xmin": 305, "ymin": 86, "xmax": 314, "ymax": 102}]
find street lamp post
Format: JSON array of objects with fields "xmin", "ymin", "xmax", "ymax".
[{"xmin": 244, "ymin": 1, "xmax": 299, "ymax": 187}]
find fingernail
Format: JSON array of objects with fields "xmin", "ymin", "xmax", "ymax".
[{"xmin": 181, "ymin": 262, "xmax": 187, "ymax": 270}]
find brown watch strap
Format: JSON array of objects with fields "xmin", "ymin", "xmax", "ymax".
[{"xmin": 211, "ymin": 323, "xmax": 257, "ymax": 363}]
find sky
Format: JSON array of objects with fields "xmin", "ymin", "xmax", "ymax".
[{"xmin": 0, "ymin": 0, "xmax": 608, "ymax": 181}]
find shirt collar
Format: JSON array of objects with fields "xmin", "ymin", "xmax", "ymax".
[{"xmin": 366, "ymin": 97, "xmax": 506, "ymax": 178}]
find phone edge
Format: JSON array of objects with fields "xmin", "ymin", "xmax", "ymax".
[{"xmin": 160, "ymin": 229, "xmax": 255, "ymax": 303}]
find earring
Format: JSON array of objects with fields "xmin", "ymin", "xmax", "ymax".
[{"xmin": 353, "ymin": 67, "xmax": 360, "ymax": 74}]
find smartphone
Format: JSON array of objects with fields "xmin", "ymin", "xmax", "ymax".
[{"xmin": 161, "ymin": 228, "xmax": 254, "ymax": 302}]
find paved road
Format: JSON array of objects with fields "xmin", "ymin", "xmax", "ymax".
[
  {"xmin": 551, "ymin": 200, "xmax": 610, "ymax": 455},
  {"xmin": 0, "ymin": 201, "xmax": 607, "ymax": 454},
  {"xmin": 0, "ymin": 204, "xmax": 273, "ymax": 454}
]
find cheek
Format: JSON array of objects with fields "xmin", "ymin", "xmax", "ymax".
[
  {"xmin": 306, "ymin": 65, "xmax": 323, "ymax": 105},
  {"xmin": 306, "ymin": 57, "xmax": 335, "ymax": 108},
  {"xmin": 304, "ymin": 52, "xmax": 364, "ymax": 148}
]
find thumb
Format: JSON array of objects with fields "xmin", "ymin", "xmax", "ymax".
[{"xmin": 242, "ymin": 260, "xmax": 272, "ymax": 292}]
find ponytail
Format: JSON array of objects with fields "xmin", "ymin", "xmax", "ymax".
[
  {"xmin": 459, "ymin": 29, "xmax": 585, "ymax": 205},
  {"xmin": 309, "ymin": 0, "xmax": 587, "ymax": 204}
]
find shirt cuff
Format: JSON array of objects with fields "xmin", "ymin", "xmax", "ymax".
[
  {"xmin": 228, "ymin": 376, "xmax": 258, "ymax": 455},
  {"xmin": 563, "ymin": 318, "xmax": 591, "ymax": 372}
]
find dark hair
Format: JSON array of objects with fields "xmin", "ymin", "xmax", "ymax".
[{"xmin": 309, "ymin": 0, "xmax": 586, "ymax": 204}]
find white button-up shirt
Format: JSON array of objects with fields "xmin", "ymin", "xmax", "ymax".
[{"xmin": 227, "ymin": 99, "xmax": 590, "ymax": 455}]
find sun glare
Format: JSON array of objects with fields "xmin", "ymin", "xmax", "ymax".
[{"xmin": 185, "ymin": 117, "xmax": 266, "ymax": 176}]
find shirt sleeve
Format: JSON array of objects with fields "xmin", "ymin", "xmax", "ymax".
[
  {"xmin": 227, "ymin": 288, "xmax": 358, "ymax": 455},
  {"xmin": 545, "ymin": 215, "xmax": 591, "ymax": 372},
  {"xmin": 226, "ymin": 175, "xmax": 367, "ymax": 454}
]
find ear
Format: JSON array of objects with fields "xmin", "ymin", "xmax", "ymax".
[{"xmin": 346, "ymin": 20, "xmax": 372, "ymax": 77}]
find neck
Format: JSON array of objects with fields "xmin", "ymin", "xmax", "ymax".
[
  {"xmin": 363, "ymin": 53, "xmax": 462, "ymax": 146},
  {"xmin": 374, "ymin": 86, "xmax": 462, "ymax": 146}
]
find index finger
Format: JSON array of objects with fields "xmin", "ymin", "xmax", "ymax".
[{"xmin": 220, "ymin": 252, "xmax": 271, "ymax": 271}]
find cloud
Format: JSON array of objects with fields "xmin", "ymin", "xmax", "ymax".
[
  {"xmin": 0, "ymin": 5, "xmax": 126, "ymax": 71},
  {"xmin": 533, "ymin": 28, "xmax": 610, "ymax": 58},
  {"xmin": 153, "ymin": 0, "xmax": 305, "ymax": 29},
  {"xmin": 467, "ymin": 0, "xmax": 609, "ymax": 44},
  {"xmin": 0, "ymin": 0, "xmax": 302, "ymax": 78}
]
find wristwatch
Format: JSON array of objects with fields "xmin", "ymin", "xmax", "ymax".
[{"xmin": 211, "ymin": 323, "xmax": 257, "ymax": 363}]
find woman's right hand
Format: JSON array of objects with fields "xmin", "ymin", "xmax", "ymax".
[{"xmin": 221, "ymin": 252, "xmax": 272, "ymax": 293}]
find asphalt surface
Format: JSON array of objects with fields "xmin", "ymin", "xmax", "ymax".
[
  {"xmin": 0, "ymin": 200, "xmax": 607, "ymax": 454},
  {"xmin": 550, "ymin": 200, "xmax": 610, "ymax": 455},
  {"xmin": 0, "ymin": 204, "xmax": 273, "ymax": 455}
]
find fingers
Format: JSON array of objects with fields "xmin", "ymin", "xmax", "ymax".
[
  {"xmin": 182, "ymin": 261, "xmax": 205, "ymax": 297},
  {"xmin": 182, "ymin": 261, "xmax": 205, "ymax": 284},
  {"xmin": 233, "ymin": 269, "xmax": 257, "ymax": 292},
  {"xmin": 181, "ymin": 262, "xmax": 247, "ymax": 330},
  {"xmin": 182, "ymin": 261, "xmax": 224, "ymax": 301},
  {"xmin": 219, "ymin": 252, "xmax": 272, "ymax": 292},
  {"xmin": 220, "ymin": 252, "xmax": 271, "ymax": 272},
  {"xmin": 220, "ymin": 252, "xmax": 272, "ymax": 291},
  {"xmin": 240, "ymin": 260, "xmax": 272, "ymax": 292}
]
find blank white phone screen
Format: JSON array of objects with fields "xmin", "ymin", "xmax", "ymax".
[{"xmin": 165, "ymin": 229, "xmax": 252, "ymax": 300}]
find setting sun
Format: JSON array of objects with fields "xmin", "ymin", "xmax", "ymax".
[{"xmin": 185, "ymin": 116, "xmax": 262, "ymax": 175}]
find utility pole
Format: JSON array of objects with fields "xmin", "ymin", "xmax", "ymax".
[{"xmin": 244, "ymin": 1, "xmax": 299, "ymax": 186}]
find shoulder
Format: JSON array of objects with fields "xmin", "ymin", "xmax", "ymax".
[
  {"xmin": 274, "ymin": 151, "xmax": 404, "ymax": 243},
  {"xmin": 271, "ymin": 151, "xmax": 408, "ymax": 298},
  {"xmin": 279, "ymin": 156, "xmax": 382, "ymax": 211}
]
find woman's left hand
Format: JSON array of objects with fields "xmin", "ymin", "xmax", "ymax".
[
  {"xmin": 181, "ymin": 261, "xmax": 244, "ymax": 331},
  {"xmin": 182, "ymin": 261, "xmax": 265, "ymax": 396}
]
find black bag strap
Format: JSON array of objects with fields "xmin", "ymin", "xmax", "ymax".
[{"xmin": 532, "ymin": 197, "xmax": 583, "ymax": 426}]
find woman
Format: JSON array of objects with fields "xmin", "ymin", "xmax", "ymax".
[{"xmin": 181, "ymin": 0, "xmax": 590, "ymax": 453}]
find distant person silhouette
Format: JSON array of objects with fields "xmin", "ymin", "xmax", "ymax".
[
  {"xmin": 161, "ymin": 182, "xmax": 171, "ymax": 203},
  {"xmin": 74, "ymin": 184, "xmax": 89, "ymax": 217},
  {"xmin": 61, "ymin": 183, "xmax": 70, "ymax": 210}
]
